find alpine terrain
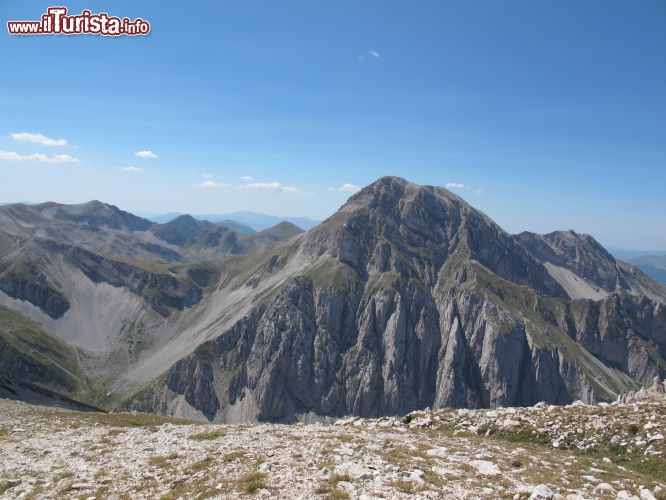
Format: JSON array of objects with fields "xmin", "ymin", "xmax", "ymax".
[{"xmin": 0, "ymin": 176, "xmax": 664, "ymax": 423}]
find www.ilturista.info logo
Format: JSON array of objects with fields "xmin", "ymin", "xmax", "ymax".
[{"xmin": 7, "ymin": 7, "xmax": 150, "ymax": 36}]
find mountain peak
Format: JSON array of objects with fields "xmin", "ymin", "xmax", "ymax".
[
  {"xmin": 256, "ymin": 221, "xmax": 304, "ymax": 237},
  {"xmin": 152, "ymin": 215, "xmax": 213, "ymax": 246},
  {"xmin": 168, "ymin": 214, "xmax": 201, "ymax": 225},
  {"xmin": 58, "ymin": 201, "xmax": 153, "ymax": 231},
  {"xmin": 306, "ymin": 177, "xmax": 566, "ymax": 298},
  {"xmin": 341, "ymin": 176, "xmax": 464, "ymax": 217}
]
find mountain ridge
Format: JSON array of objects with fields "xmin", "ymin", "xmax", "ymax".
[
  {"xmin": 146, "ymin": 210, "xmax": 321, "ymax": 232},
  {"xmin": 0, "ymin": 177, "xmax": 664, "ymax": 422},
  {"xmin": 124, "ymin": 177, "xmax": 666, "ymax": 422}
]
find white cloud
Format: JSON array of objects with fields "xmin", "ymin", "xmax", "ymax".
[
  {"xmin": 0, "ymin": 151, "xmax": 78, "ymax": 163},
  {"xmin": 444, "ymin": 182, "xmax": 484, "ymax": 195},
  {"xmin": 340, "ymin": 183, "xmax": 361, "ymax": 193},
  {"xmin": 328, "ymin": 183, "xmax": 361, "ymax": 194},
  {"xmin": 120, "ymin": 166, "xmax": 143, "ymax": 172},
  {"xmin": 240, "ymin": 181, "xmax": 310, "ymax": 195},
  {"xmin": 194, "ymin": 178, "xmax": 230, "ymax": 189},
  {"xmin": 10, "ymin": 132, "xmax": 67, "ymax": 147},
  {"xmin": 242, "ymin": 181, "xmax": 282, "ymax": 191},
  {"xmin": 359, "ymin": 50, "xmax": 381, "ymax": 62},
  {"xmin": 134, "ymin": 150, "xmax": 158, "ymax": 159},
  {"xmin": 240, "ymin": 175, "xmax": 253, "ymax": 181}
]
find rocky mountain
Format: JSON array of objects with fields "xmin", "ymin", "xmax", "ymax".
[
  {"xmin": 516, "ymin": 230, "xmax": 663, "ymax": 300},
  {"xmin": 151, "ymin": 215, "xmax": 215, "ymax": 246},
  {"xmin": 126, "ymin": 177, "xmax": 666, "ymax": 422},
  {"xmin": 0, "ymin": 177, "xmax": 664, "ymax": 424}
]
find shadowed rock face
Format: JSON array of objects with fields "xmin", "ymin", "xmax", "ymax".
[
  {"xmin": 125, "ymin": 177, "xmax": 666, "ymax": 422},
  {"xmin": 62, "ymin": 244, "xmax": 203, "ymax": 317},
  {"xmin": 0, "ymin": 263, "xmax": 70, "ymax": 319},
  {"xmin": 0, "ymin": 239, "xmax": 203, "ymax": 319}
]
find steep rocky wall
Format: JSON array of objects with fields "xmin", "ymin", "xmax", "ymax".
[{"xmin": 130, "ymin": 262, "xmax": 658, "ymax": 422}]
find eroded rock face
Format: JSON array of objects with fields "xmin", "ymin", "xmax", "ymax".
[
  {"xmin": 149, "ymin": 270, "xmax": 660, "ymax": 423},
  {"xmin": 127, "ymin": 178, "xmax": 666, "ymax": 423},
  {"xmin": 0, "ymin": 264, "xmax": 69, "ymax": 319},
  {"xmin": 63, "ymin": 245, "xmax": 202, "ymax": 317}
]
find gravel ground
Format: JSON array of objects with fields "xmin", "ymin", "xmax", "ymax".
[{"xmin": 0, "ymin": 397, "xmax": 664, "ymax": 499}]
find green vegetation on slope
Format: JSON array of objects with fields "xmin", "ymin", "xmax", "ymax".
[{"xmin": 0, "ymin": 305, "xmax": 94, "ymax": 401}]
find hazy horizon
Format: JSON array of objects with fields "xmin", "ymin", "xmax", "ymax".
[{"xmin": 3, "ymin": 185, "xmax": 665, "ymax": 254}]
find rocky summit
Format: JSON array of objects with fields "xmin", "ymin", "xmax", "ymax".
[{"xmin": 0, "ymin": 176, "xmax": 665, "ymax": 425}]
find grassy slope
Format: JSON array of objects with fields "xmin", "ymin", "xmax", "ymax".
[{"xmin": 0, "ymin": 305, "xmax": 91, "ymax": 399}]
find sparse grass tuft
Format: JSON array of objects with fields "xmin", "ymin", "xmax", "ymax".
[
  {"xmin": 588, "ymin": 443, "xmax": 666, "ymax": 481},
  {"xmin": 0, "ymin": 427, "xmax": 10, "ymax": 437},
  {"xmin": 336, "ymin": 434, "xmax": 355, "ymax": 443},
  {"xmin": 390, "ymin": 479, "xmax": 417, "ymax": 494},
  {"xmin": 189, "ymin": 456, "xmax": 216, "ymax": 473},
  {"xmin": 327, "ymin": 489, "xmax": 350, "ymax": 500},
  {"xmin": 315, "ymin": 473, "xmax": 352, "ymax": 496},
  {"xmin": 380, "ymin": 443, "xmax": 432, "ymax": 469},
  {"xmin": 189, "ymin": 429, "xmax": 226, "ymax": 441},
  {"xmin": 223, "ymin": 450, "xmax": 246, "ymax": 462},
  {"xmin": 330, "ymin": 473, "xmax": 351, "ymax": 484},
  {"xmin": 423, "ymin": 469, "xmax": 447, "ymax": 488},
  {"xmin": 314, "ymin": 483, "xmax": 332, "ymax": 494},
  {"xmin": 0, "ymin": 481, "xmax": 14, "ymax": 495},
  {"xmin": 159, "ymin": 480, "xmax": 219, "ymax": 500},
  {"xmin": 236, "ymin": 471, "xmax": 268, "ymax": 493},
  {"xmin": 52, "ymin": 471, "xmax": 74, "ymax": 483},
  {"xmin": 23, "ymin": 484, "xmax": 47, "ymax": 499},
  {"xmin": 148, "ymin": 452, "xmax": 181, "ymax": 469},
  {"xmin": 490, "ymin": 426, "xmax": 551, "ymax": 446},
  {"xmin": 65, "ymin": 411, "xmax": 196, "ymax": 429}
]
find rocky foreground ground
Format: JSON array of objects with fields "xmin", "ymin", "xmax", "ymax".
[{"xmin": 0, "ymin": 394, "xmax": 664, "ymax": 499}]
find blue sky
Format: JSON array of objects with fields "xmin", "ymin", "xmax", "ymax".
[{"xmin": 1, "ymin": 1, "xmax": 665, "ymax": 249}]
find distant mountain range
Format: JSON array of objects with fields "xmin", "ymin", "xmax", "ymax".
[
  {"xmin": 607, "ymin": 248, "xmax": 666, "ymax": 286},
  {"xmin": 628, "ymin": 254, "xmax": 666, "ymax": 286},
  {"xmin": 145, "ymin": 211, "xmax": 321, "ymax": 232},
  {"xmin": 0, "ymin": 177, "xmax": 664, "ymax": 422}
]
